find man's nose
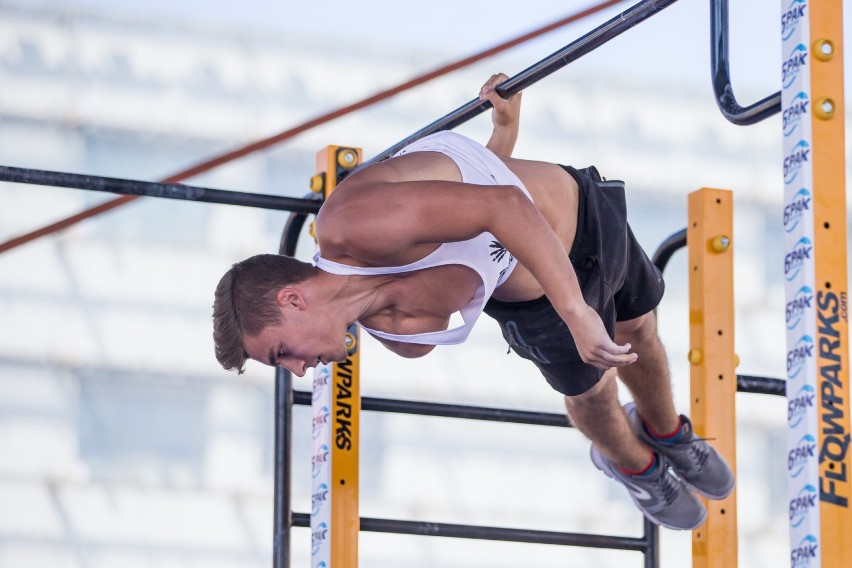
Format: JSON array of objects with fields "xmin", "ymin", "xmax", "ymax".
[{"xmin": 284, "ymin": 359, "xmax": 307, "ymax": 377}]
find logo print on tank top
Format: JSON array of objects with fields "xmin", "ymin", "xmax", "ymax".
[{"xmin": 489, "ymin": 241, "xmax": 509, "ymax": 262}]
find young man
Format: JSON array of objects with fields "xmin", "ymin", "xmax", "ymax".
[{"xmin": 213, "ymin": 74, "xmax": 734, "ymax": 530}]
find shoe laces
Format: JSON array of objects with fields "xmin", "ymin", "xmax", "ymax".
[
  {"xmin": 686, "ymin": 437, "xmax": 712, "ymax": 469},
  {"xmin": 652, "ymin": 470, "xmax": 680, "ymax": 505}
]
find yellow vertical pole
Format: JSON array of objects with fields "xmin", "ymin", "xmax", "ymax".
[
  {"xmin": 809, "ymin": 3, "xmax": 852, "ymax": 565},
  {"xmin": 687, "ymin": 188, "xmax": 737, "ymax": 568},
  {"xmin": 315, "ymin": 146, "xmax": 362, "ymax": 568}
]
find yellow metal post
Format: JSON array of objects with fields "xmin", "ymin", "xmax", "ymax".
[
  {"xmin": 313, "ymin": 145, "xmax": 362, "ymax": 568},
  {"xmin": 809, "ymin": 3, "xmax": 852, "ymax": 565},
  {"xmin": 687, "ymin": 188, "xmax": 737, "ymax": 568}
]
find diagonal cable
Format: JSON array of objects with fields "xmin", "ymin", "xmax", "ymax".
[{"xmin": 0, "ymin": 0, "xmax": 626, "ymax": 255}]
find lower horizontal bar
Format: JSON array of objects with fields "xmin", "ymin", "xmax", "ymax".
[
  {"xmin": 291, "ymin": 512, "xmax": 649, "ymax": 552},
  {"xmin": 294, "ymin": 373, "xmax": 783, "ymax": 427},
  {"xmin": 0, "ymin": 165, "xmax": 322, "ymax": 214},
  {"xmin": 293, "ymin": 389, "xmax": 571, "ymax": 427}
]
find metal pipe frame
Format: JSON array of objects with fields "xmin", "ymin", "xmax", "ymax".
[{"xmin": 710, "ymin": 0, "xmax": 781, "ymax": 125}]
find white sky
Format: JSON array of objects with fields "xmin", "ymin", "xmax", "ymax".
[{"xmin": 40, "ymin": 0, "xmax": 838, "ymax": 100}]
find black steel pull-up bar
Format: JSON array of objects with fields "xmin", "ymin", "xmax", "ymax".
[
  {"xmin": 363, "ymin": 0, "xmax": 681, "ymax": 167},
  {"xmin": 710, "ymin": 0, "xmax": 781, "ymax": 125},
  {"xmin": 0, "ymin": 165, "xmax": 322, "ymax": 214}
]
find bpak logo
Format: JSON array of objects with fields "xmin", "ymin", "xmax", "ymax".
[
  {"xmin": 784, "ymin": 237, "xmax": 812, "ymax": 281},
  {"xmin": 788, "ymin": 434, "xmax": 817, "ymax": 478},
  {"xmin": 783, "ymin": 140, "xmax": 811, "ymax": 185},
  {"xmin": 782, "ymin": 44, "xmax": 808, "ymax": 88},
  {"xmin": 781, "ymin": 0, "xmax": 807, "ymax": 41},
  {"xmin": 783, "ymin": 188, "xmax": 811, "ymax": 233},
  {"xmin": 783, "ymin": 92, "xmax": 809, "ymax": 137},
  {"xmin": 789, "ymin": 484, "xmax": 818, "ymax": 527},
  {"xmin": 313, "ymin": 367, "xmax": 330, "ymax": 402},
  {"xmin": 788, "ymin": 384, "xmax": 816, "ymax": 427},
  {"xmin": 787, "ymin": 335, "xmax": 814, "ymax": 378},
  {"xmin": 786, "ymin": 285, "xmax": 813, "ymax": 329},
  {"xmin": 312, "ymin": 406, "xmax": 330, "ymax": 439},
  {"xmin": 791, "ymin": 534, "xmax": 818, "ymax": 567},
  {"xmin": 311, "ymin": 444, "xmax": 329, "ymax": 478},
  {"xmin": 312, "ymin": 483, "xmax": 329, "ymax": 515},
  {"xmin": 311, "ymin": 522, "xmax": 329, "ymax": 555}
]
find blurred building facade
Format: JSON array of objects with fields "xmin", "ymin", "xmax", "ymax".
[{"xmin": 0, "ymin": 1, "xmax": 830, "ymax": 566}]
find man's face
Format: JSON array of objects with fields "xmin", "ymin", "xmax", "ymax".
[{"xmin": 243, "ymin": 308, "xmax": 348, "ymax": 377}]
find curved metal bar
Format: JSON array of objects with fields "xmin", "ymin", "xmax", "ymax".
[
  {"xmin": 363, "ymin": 0, "xmax": 681, "ymax": 167},
  {"xmin": 710, "ymin": 0, "xmax": 781, "ymax": 125},
  {"xmin": 279, "ymin": 193, "xmax": 321, "ymax": 256},
  {"xmin": 651, "ymin": 228, "xmax": 687, "ymax": 273}
]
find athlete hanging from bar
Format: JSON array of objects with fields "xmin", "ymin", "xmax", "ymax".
[{"xmin": 212, "ymin": 73, "xmax": 734, "ymax": 530}]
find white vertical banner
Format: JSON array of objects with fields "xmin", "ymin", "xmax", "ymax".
[
  {"xmin": 311, "ymin": 364, "xmax": 332, "ymax": 567},
  {"xmin": 781, "ymin": 1, "xmax": 822, "ymax": 566}
]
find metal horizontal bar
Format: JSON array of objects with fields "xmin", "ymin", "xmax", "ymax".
[
  {"xmin": 294, "ymin": 371, "xmax": 784, "ymax": 427},
  {"xmin": 293, "ymin": 389, "xmax": 572, "ymax": 427},
  {"xmin": 710, "ymin": 0, "xmax": 780, "ymax": 125},
  {"xmin": 291, "ymin": 512, "xmax": 649, "ymax": 551},
  {"xmin": 736, "ymin": 374, "xmax": 785, "ymax": 397},
  {"xmin": 363, "ymin": 0, "xmax": 680, "ymax": 166},
  {"xmin": 0, "ymin": 165, "xmax": 322, "ymax": 214}
]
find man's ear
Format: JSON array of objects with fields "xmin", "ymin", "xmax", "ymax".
[{"xmin": 275, "ymin": 287, "xmax": 306, "ymax": 310}]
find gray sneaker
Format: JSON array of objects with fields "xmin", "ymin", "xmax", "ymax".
[
  {"xmin": 624, "ymin": 402, "xmax": 735, "ymax": 500},
  {"xmin": 590, "ymin": 444, "xmax": 707, "ymax": 530}
]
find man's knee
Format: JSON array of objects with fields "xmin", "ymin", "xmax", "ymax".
[
  {"xmin": 614, "ymin": 310, "xmax": 659, "ymax": 345},
  {"xmin": 564, "ymin": 368, "xmax": 618, "ymax": 408}
]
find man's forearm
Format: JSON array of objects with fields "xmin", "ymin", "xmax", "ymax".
[{"xmin": 486, "ymin": 124, "xmax": 519, "ymax": 157}]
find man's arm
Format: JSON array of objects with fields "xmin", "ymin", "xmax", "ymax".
[
  {"xmin": 480, "ymin": 73, "xmax": 521, "ymax": 157},
  {"xmin": 318, "ymin": 180, "xmax": 636, "ymax": 370}
]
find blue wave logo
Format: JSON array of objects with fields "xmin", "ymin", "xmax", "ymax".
[
  {"xmin": 311, "ymin": 444, "xmax": 329, "ymax": 478},
  {"xmin": 791, "ymin": 534, "xmax": 818, "ymax": 567},
  {"xmin": 785, "ymin": 237, "xmax": 812, "ymax": 281},
  {"xmin": 783, "ymin": 92, "xmax": 809, "ymax": 137},
  {"xmin": 781, "ymin": 0, "xmax": 807, "ymax": 41},
  {"xmin": 784, "ymin": 188, "xmax": 811, "ymax": 233},
  {"xmin": 787, "ymin": 335, "xmax": 815, "ymax": 378},
  {"xmin": 789, "ymin": 484, "xmax": 818, "ymax": 527},
  {"xmin": 312, "ymin": 367, "xmax": 330, "ymax": 402},
  {"xmin": 788, "ymin": 434, "xmax": 817, "ymax": 478},
  {"xmin": 782, "ymin": 44, "xmax": 808, "ymax": 88},
  {"xmin": 312, "ymin": 406, "xmax": 330, "ymax": 439},
  {"xmin": 788, "ymin": 384, "xmax": 816, "ymax": 427},
  {"xmin": 312, "ymin": 483, "xmax": 329, "ymax": 515},
  {"xmin": 786, "ymin": 285, "xmax": 813, "ymax": 329},
  {"xmin": 311, "ymin": 522, "xmax": 329, "ymax": 555},
  {"xmin": 784, "ymin": 140, "xmax": 810, "ymax": 185}
]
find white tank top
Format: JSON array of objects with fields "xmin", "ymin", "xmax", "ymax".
[{"xmin": 314, "ymin": 131, "xmax": 534, "ymax": 345}]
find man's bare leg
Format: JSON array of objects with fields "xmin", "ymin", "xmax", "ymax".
[
  {"xmin": 613, "ymin": 311, "xmax": 680, "ymax": 436},
  {"xmin": 563, "ymin": 369, "xmax": 651, "ymax": 471},
  {"xmin": 612, "ymin": 310, "xmax": 736, "ymax": 502},
  {"xmin": 565, "ymin": 324, "xmax": 709, "ymax": 530}
]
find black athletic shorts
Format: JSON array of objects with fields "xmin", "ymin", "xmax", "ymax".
[{"xmin": 483, "ymin": 165, "xmax": 665, "ymax": 397}]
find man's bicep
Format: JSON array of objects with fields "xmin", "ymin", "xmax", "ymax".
[{"xmin": 323, "ymin": 181, "xmax": 509, "ymax": 259}]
